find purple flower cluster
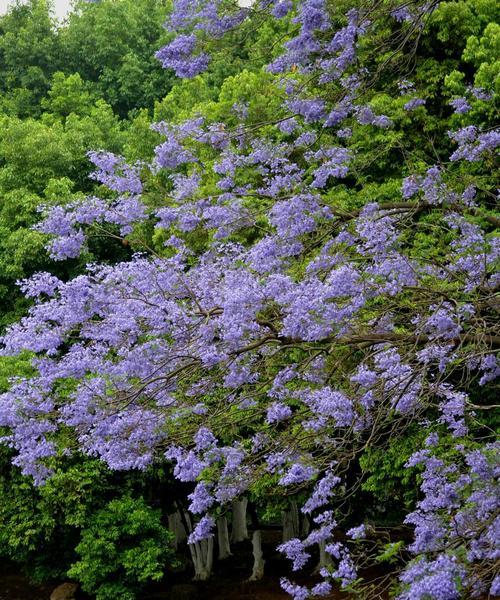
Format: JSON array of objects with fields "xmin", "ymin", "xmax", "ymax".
[
  {"xmin": 449, "ymin": 126, "xmax": 500, "ymax": 162},
  {"xmin": 155, "ymin": 34, "xmax": 210, "ymax": 78},
  {"xmin": 399, "ymin": 555, "xmax": 466, "ymax": 600},
  {"xmin": 404, "ymin": 97, "xmax": 426, "ymax": 111},
  {"xmin": 88, "ymin": 151, "xmax": 143, "ymax": 195},
  {"xmin": 449, "ymin": 97, "xmax": 471, "ymax": 114},
  {"xmin": 402, "ymin": 442, "xmax": 500, "ymax": 596}
]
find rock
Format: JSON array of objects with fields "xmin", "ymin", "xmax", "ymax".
[
  {"xmin": 50, "ymin": 582, "xmax": 78, "ymax": 600},
  {"xmin": 169, "ymin": 583, "xmax": 199, "ymax": 600}
]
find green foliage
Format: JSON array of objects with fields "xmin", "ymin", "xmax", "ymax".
[
  {"xmin": 0, "ymin": 447, "xmax": 78, "ymax": 581},
  {"xmin": 59, "ymin": 0, "xmax": 174, "ymax": 116},
  {"xmin": 67, "ymin": 496, "xmax": 175, "ymax": 600},
  {"xmin": 0, "ymin": 353, "xmax": 35, "ymax": 392},
  {"xmin": 0, "ymin": 0, "xmax": 59, "ymax": 116},
  {"xmin": 0, "ymin": 0, "xmax": 175, "ymax": 117},
  {"xmin": 359, "ymin": 429, "xmax": 425, "ymax": 516},
  {"xmin": 375, "ymin": 541, "xmax": 405, "ymax": 564},
  {"xmin": 0, "ymin": 106, "xmax": 126, "ymax": 324},
  {"xmin": 463, "ymin": 22, "xmax": 500, "ymax": 93},
  {"xmin": 41, "ymin": 71, "xmax": 96, "ymax": 118},
  {"xmin": 0, "ymin": 447, "xmax": 178, "ymax": 587}
]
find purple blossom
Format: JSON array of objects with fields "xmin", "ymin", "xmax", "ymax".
[
  {"xmin": 350, "ymin": 364, "xmax": 377, "ymax": 388},
  {"xmin": 307, "ymin": 147, "xmax": 351, "ymax": 187},
  {"xmin": 391, "ymin": 6, "xmax": 412, "ymax": 22},
  {"xmin": 278, "ymin": 118, "xmax": 299, "ymax": 134},
  {"xmin": 0, "ymin": 4, "xmax": 498, "ymax": 598},
  {"xmin": 188, "ymin": 514, "xmax": 215, "ymax": 543},
  {"xmin": 302, "ymin": 471, "xmax": 341, "ymax": 514},
  {"xmin": 269, "ymin": 194, "xmax": 324, "ymax": 237},
  {"xmin": 151, "ymin": 120, "xmax": 199, "ymax": 170},
  {"xmin": 402, "ymin": 175, "xmax": 422, "ymax": 199},
  {"xmin": 334, "ymin": 555, "xmax": 357, "ymax": 587},
  {"xmin": 449, "ymin": 97, "xmax": 471, "ymax": 114},
  {"xmin": 404, "ymin": 97, "xmax": 426, "ymax": 111},
  {"xmin": 194, "ymin": 427, "xmax": 217, "ymax": 450},
  {"xmin": 324, "ymin": 101, "xmax": 352, "ymax": 126},
  {"xmin": 278, "ymin": 538, "xmax": 311, "ymax": 570},
  {"xmin": 18, "ymin": 272, "xmax": 62, "ymax": 298},
  {"xmin": 279, "ymin": 463, "xmax": 317, "ymax": 486},
  {"xmin": 310, "ymin": 582, "xmax": 332, "ymax": 596},
  {"xmin": 398, "ymin": 80, "xmax": 415, "ymax": 94},
  {"xmin": 336, "ymin": 127, "xmax": 352, "ymax": 138},
  {"xmin": 286, "ymin": 98, "xmax": 327, "ymax": 123},
  {"xmin": 424, "ymin": 432, "xmax": 439, "ymax": 447},
  {"xmin": 170, "ymin": 172, "xmax": 201, "ymax": 201},
  {"xmin": 267, "ymin": 402, "xmax": 293, "ymax": 424},
  {"xmin": 399, "ymin": 555, "xmax": 466, "ymax": 600},
  {"xmin": 479, "ymin": 354, "xmax": 500, "ymax": 385},
  {"xmin": 449, "ymin": 127, "xmax": 500, "ymax": 162},
  {"xmin": 168, "ymin": 0, "xmax": 247, "ymax": 38},
  {"xmin": 47, "ymin": 229, "xmax": 86, "ymax": 260},
  {"xmin": 471, "ymin": 87, "xmax": 493, "ymax": 101},
  {"xmin": 346, "ymin": 524, "xmax": 366, "ymax": 539},
  {"xmin": 155, "ymin": 34, "xmax": 210, "ymax": 78},
  {"xmin": 270, "ymin": 0, "xmax": 293, "ymax": 18},
  {"xmin": 303, "ymin": 388, "xmax": 355, "ymax": 426},
  {"xmin": 437, "ymin": 385, "xmax": 468, "ymax": 437},
  {"xmin": 356, "ymin": 106, "xmax": 392, "ymax": 128},
  {"xmin": 188, "ymin": 482, "xmax": 215, "ymax": 513},
  {"xmin": 490, "ymin": 575, "xmax": 500, "ymax": 595},
  {"xmin": 280, "ymin": 579, "xmax": 309, "ymax": 600},
  {"xmin": 88, "ymin": 151, "xmax": 143, "ymax": 195},
  {"xmin": 167, "ymin": 447, "xmax": 207, "ymax": 482}
]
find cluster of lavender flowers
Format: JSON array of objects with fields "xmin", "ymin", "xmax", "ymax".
[
  {"xmin": 401, "ymin": 440, "xmax": 500, "ymax": 599},
  {"xmin": 0, "ymin": 0, "xmax": 498, "ymax": 598}
]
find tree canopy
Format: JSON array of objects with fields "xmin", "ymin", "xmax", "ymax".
[{"xmin": 0, "ymin": 0, "xmax": 498, "ymax": 599}]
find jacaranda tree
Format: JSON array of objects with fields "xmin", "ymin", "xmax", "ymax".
[{"xmin": 1, "ymin": 0, "xmax": 498, "ymax": 598}]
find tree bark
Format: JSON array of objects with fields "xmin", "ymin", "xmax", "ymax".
[
  {"xmin": 282, "ymin": 501, "xmax": 300, "ymax": 542},
  {"xmin": 168, "ymin": 510, "xmax": 187, "ymax": 549},
  {"xmin": 189, "ymin": 537, "xmax": 214, "ymax": 581},
  {"xmin": 300, "ymin": 514, "xmax": 310, "ymax": 538},
  {"xmin": 314, "ymin": 540, "xmax": 332, "ymax": 574},
  {"xmin": 231, "ymin": 498, "xmax": 249, "ymax": 543},
  {"xmin": 248, "ymin": 530, "xmax": 265, "ymax": 581},
  {"xmin": 217, "ymin": 516, "xmax": 232, "ymax": 559}
]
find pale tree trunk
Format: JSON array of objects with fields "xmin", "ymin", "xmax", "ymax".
[
  {"xmin": 231, "ymin": 498, "xmax": 249, "ymax": 543},
  {"xmin": 168, "ymin": 511, "xmax": 187, "ymax": 549},
  {"xmin": 282, "ymin": 501, "xmax": 300, "ymax": 542},
  {"xmin": 314, "ymin": 540, "xmax": 332, "ymax": 574},
  {"xmin": 217, "ymin": 516, "xmax": 232, "ymax": 559},
  {"xmin": 182, "ymin": 511, "xmax": 214, "ymax": 581},
  {"xmin": 247, "ymin": 530, "xmax": 265, "ymax": 581},
  {"xmin": 189, "ymin": 537, "xmax": 214, "ymax": 581}
]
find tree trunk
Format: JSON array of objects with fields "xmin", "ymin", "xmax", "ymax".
[
  {"xmin": 314, "ymin": 540, "xmax": 332, "ymax": 574},
  {"xmin": 168, "ymin": 511, "xmax": 187, "ymax": 549},
  {"xmin": 282, "ymin": 501, "xmax": 300, "ymax": 542},
  {"xmin": 247, "ymin": 530, "xmax": 265, "ymax": 581},
  {"xmin": 231, "ymin": 498, "xmax": 248, "ymax": 543},
  {"xmin": 181, "ymin": 510, "xmax": 214, "ymax": 581},
  {"xmin": 189, "ymin": 537, "xmax": 214, "ymax": 581},
  {"xmin": 300, "ymin": 513, "xmax": 311, "ymax": 537},
  {"xmin": 217, "ymin": 516, "xmax": 232, "ymax": 559}
]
